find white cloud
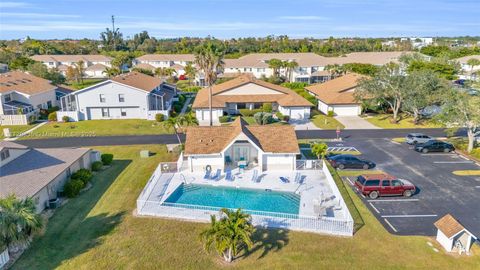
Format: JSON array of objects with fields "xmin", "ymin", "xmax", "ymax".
[
  {"xmin": 278, "ymin": 16, "xmax": 328, "ymax": 21},
  {"xmin": 0, "ymin": 1, "xmax": 31, "ymax": 8},
  {"xmin": 0, "ymin": 12, "xmax": 81, "ymax": 18}
]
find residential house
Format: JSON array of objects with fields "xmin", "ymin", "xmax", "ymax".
[
  {"xmin": 0, "ymin": 141, "xmax": 96, "ymax": 213},
  {"xmin": 0, "ymin": 71, "xmax": 57, "ymax": 125},
  {"xmin": 453, "ymin": 55, "xmax": 480, "ymax": 80},
  {"xmin": 134, "ymin": 54, "xmax": 194, "ymax": 75},
  {"xmin": 305, "ymin": 73, "xmax": 367, "ymax": 116},
  {"xmin": 57, "ymin": 72, "xmax": 176, "ymax": 121},
  {"xmin": 192, "ymin": 74, "xmax": 312, "ymax": 125},
  {"xmin": 434, "ymin": 214, "xmax": 477, "ymax": 254},
  {"xmin": 31, "ymin": 54, "xmax": 112, "ymax": 78}
]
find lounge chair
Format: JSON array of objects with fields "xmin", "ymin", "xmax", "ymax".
[
  {"xmin": 251, "ymin": 170, "xmax": 258, "ymax": 182},
  {"xmin": 294, "ymin": 172, "xmax": 301, "ymax": 183},
  {"xmin": 204, "ymin": 170, "xmax": 211, "ymax": 180},
  {"xmin": 211, "ymin": 169, "xmax": 221, "ymax": 181},
  {"xmin": 280, "ymin": 176, "xmax": 290, "ymax": 183},
  {"xmin": 225, "ymin": 168, "xmax": 234, "ymax": 181}
]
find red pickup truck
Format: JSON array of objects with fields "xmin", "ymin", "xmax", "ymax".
[{"xmin": 355, "ymin": 174, "xmax": 416, "ymax": 199}]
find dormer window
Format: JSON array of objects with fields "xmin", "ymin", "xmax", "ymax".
[{"xmin": 0, "ymin": 149, "xmax": 10, "ymax": 161}]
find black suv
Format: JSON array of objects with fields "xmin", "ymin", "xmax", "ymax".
[
  {"xmin": 414, "ymin": 140, "xmax": 455, "ymax": 153},
  {"xmin": 327, "ymin": 154, "xmax": 376, "ymax": 170}
]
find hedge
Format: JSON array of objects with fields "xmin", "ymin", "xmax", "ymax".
[
  {"xmin": 62, "ymin": 115, "xmax": 70, "ymax": 122},
  {"xmin": 239, "ymin": 109, "xmax": 262, "ymax": 117},
  {"xmin": 219, "ymin": 115, "xmax": 230, "ymax": 123},
  {"xmin": 91, "ymin": 161, "xmax": 103, "ymax": 171},
  {"xmin": 155, "ymin": 113, "xmax": 165, "ymax": 122},
  {"xmin": 48, "ymin": 112, "xmax": 57, "ymax": 122},
  {"xmin": 71, "ymin": 168, "xmax": 93, "ymax": 185},
  {"xmin": 64, "ymin": 178, "xmax": 85, "ymax": 198},
  {"xmin": 101, "ymin": 153, "xmax": 114, "ymax": 165}
]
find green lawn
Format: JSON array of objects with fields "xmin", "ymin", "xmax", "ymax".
[
  {"xmin": 0, "ymin": 124, "xmax": 37, "ymax": 139},
  {"xmin": 13, "ymin": 145, "xmax": 480, "ymax": 269},
  {"xmin": 234, "ymin": 116, "xmax": 288, "ymax": 126},
  {"xmin": 365, "ymin": 114, "xmax": 443, "ymax": 129},
  {"xmin": 65, "ymin": 78, "xmax": 106, "ymax": 90},
  {"xmin": 311, "ymin": 114, "xmax": 345, "ymax": 129},
  {"xmin": 20, "ymin": 119, "xmax": 174, "ymax": 139}
]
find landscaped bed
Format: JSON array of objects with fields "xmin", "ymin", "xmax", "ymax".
[
  {"xmin": 19, "ymin": 119, "xmax": 174, "ymax": 139},
  {"xmin": 12, "ymin": 145, "xmax": 480, "ymax": 269},
  {"xmin": 365, "ymin": 114, "xmax": 443, "ymax": 129}
]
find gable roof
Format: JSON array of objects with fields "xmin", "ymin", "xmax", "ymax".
[
  {"xmin": 31, "ymin": 54, "xmax": 112, "ymax": 63},
  {"xmin": 0, "ymin": 71, "xmax": 57, "ymax": 95},
  {"xmin": 85, "ymin": 63, "xmax": 107, "ymax": 71},
  {"xmin": 305, "ymin": 73, "xmax": 367, "ymax": 105},
  {"xmin": 434, "ymin": 214, "xmax": 475, "ymax": 239},
  {"xmin": 0, "ymin": 141, "xmax": 29, "ymax": 152},
  {"xmin": 133, "ymin": 63, "xmax": 156, "ymax": 71},
  {"xmin": 192, "ymin": 74, "xmax": 312, "ymax": 109},
  {"xmin": 184, "ymin": 117, "xmax": 299, "ymax": 155},
  {"xmin": 453, "ymin": 55, "xmax": 480, "ymax": 65},
  {"xmin": 111, "ymin": 71, "xmax": 162, "ymax": 92},
  {"xmin": 136, "ymin": 54, "xmax": 195, "ymax": 62}
]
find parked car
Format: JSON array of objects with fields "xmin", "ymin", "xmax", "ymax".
[
  {"xmin": 355, "ymin": 174, "xmax": 416, "ymax": 199},
  {"xmin": 414, "ymin": 140, "xmax": 455, "ymax": 153},
  {"xmin": 405, "ymin": 133, "xmax": 432, "ymax": 145},
  {"xmin": 474, "ymin": 131, "xmax": 480, "ymax": 144},
  {"xmin": 327, "ymin": 154, "xmax": 376, "ymax": 170}
]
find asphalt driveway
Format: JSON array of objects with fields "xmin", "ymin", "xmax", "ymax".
[{"xmin": 331, "ymin": 138, "xmax": 480, "ymax": 236}]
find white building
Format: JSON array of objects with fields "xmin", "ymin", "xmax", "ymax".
[
  {"xmin": 434, "ymin": 214, "xmax": 477, "ymax": 255},
  {"xmin": 453, "ymin": 55, "xmax": 480, "ymax": 80},
  {"xmin": 57, "ymin": 72, "xmax": 176, "ymax": 121},
  {"xmin": 0, "ymin": 141, "xmax": 95, "ymax": 213},
  {"xmin": 305, "ymin": 73, "xmax": 366, "ymax": 116},
  {"xmin": 0, "ymin": 71, "xmax": 57, "ymax": 125},
  {"xmin": 31, "ymin": 55, "xmax": 112, "ymax": 78},
  {"xmin": 192, "ymin": 74, "xmax": 312, "ymax": 126}
]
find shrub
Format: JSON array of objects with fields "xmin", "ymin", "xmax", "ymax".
[
  {"xmin": 47, "ymin": 106, "xmax": 60, "ymax": 113},
  {"xmin": 262, "ymin": 103, "xmax": 272, "ymax": 113},
  {"xmin": 219, "ymin": 115, "xmax": 230, "ymax": 123},
  {"xmin": 155, "ymin": 113, "xmax": 165, "ymax": 122},
  {"xmin": 253, "ymin": 112, "xmax": 263, "ymax": 124},
  {"xmin": 283, "ymin": 115, "xmax": 290, "ymax": 122},
  {"xmin": 327, "ymin": 110, "xmax": 334, "ymax": 117},
  {"xmin": 48, "ymin": 112, "xmax": 57, "ymax": 122},
  {"xmin": 275, "ymin": 111, "xmax": 283, "ymax": 119},
  {"xmin": 262, "ymin": 113, "xmax": 273, "ymax": 125},
  {"xmin": 178, "ymin": 94, "xmax": 186, "ymax": 104},
  {"xmin": 62, "ymin": 115, "xmax": 70, "ymax": 122},
  {"xmin": 239, "ymin": 109, "xmax": 262, "ymax": 117},
  {"xmin": 71, "ymin": 168, "xmax": 93, "ymax": 185},
  {"xmin": 173, "ymin": 104, "xmax": 182, "ymax": 113},
  {"xmin": 64, "ymin": 178, "xmax": 85, "ymax": 198},
  {"xmin": 101, "ymin": 153, "xmax": 114, "ymax": 165},
  {"xmin": 183, "ymin": 86, "xmax": 201, "ymax": 92},
  {"xmin": 91, "ymin": 161, "xmax": 103, "ymax": 171}
]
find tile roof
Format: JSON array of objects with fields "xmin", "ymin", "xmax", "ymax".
[
  {"xmin": 0, "ymin": 147, "xmax": 90, "ymax": 199},
  {"xmin": 111, "ymin": 71, "xmax": 162, "ymax": 92},
  {"xmin": 31, "ymin": 54, "xmax": 112, "ymax": 63},
  {"xmin": 85, "ymin": 63, "xmax": 107, "ymax": 71},
  {"xmin": 134, "ymin": 63, "xmax": 156, "ymax": 71},
  {"xmin": 434, "ymin": 214, "xmax": 469, "ymax": 239},
  {"xmin": 184, "ymin": 117, "xmax": 299, "ymax": 155},
  {"xmin": 0, "ymin": 141, "xmax": 29, "ymax": 152},
  {"xmin": 326, "ymin": 52, "xmax": 411, "ymax": 66},
  {"xmin": 0, "ymin": 71, "xmax": 57, "ymax": 95},
  {"xmin": 454, "ymin": 55, "xmax": 480, "ymax": 64},
  {"xmin": 305, "ymin": 73, "xmax": 367, "ymax": 105},
  {"xmin": 192, "ymin": 74, "xmax": 312, "ymax": 109},
  {"xmin": 136, "ymin": 54, "xmax": 195, "ymax": 62}
]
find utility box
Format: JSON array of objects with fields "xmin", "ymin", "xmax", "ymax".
[{"xmin": 140, "ymin": 150, "xmax": 150, "ymax": 158}]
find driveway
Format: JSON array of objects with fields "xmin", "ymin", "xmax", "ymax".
[
  {"xmin": 335, "ymin": 116, "xmax": 380, "ymax": 129},
  {"xmin": 329, "ymin": 139, "xmax": 480, "ymax": 236},
  {"xmin": 291, "ymin": 119, "xmax": 321, "ymax": 130}
]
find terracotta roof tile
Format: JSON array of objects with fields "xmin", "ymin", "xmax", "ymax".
[
  {"xmin": 305, "ymin": 73, "xmax": 367, "ymax": 105},
  {"xmin": 434, "ymin": 214, "xmax": 467, "ymax": 238},
  {"xmin": 0, "ymin": 71, "xmax": 56, "ymax": 95}
]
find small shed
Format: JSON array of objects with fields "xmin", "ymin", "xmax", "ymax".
[{"xmin": 434, "ymin": 214, "xmax": 477, "ymax": 255}]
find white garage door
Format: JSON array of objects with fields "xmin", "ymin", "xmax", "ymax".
[
  {"xmin": 289, "ymin": 108, "xmax": 308, "ymax": 120},
  {"xmin": 332, "ymin": 105, "xmax": 360, "ymax": 116}
]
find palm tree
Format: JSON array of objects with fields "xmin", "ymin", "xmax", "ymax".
[
  {"xmin": 178, "ymin": 113, "xmax": 198, "ymax": 129},
  {"xmin": 103, "ymin": 67, "xmax": 121, "ymax": 78},
  {"xmin": 195, "ymin": 42, "xmax": 225, "ymax": 126},
  {"xmin": 200, "ymin": 208, "xmax": 255, "ymax": 263},
  {"xmin": 311, "ymin": 142, "xmax": 328, "ymax": 159},
  {"xmin": 184, "ymin": 63, "xmax": 197, "ymax": 86},
  {"xmin": 0, "ymin": 195, "xmax": 43, "ymax": 252},
  {"xmin": 466, "ymin": 58, "xmax": 480, "ymax": 80},
  {"xmin": 164, "ymin": 117, "xmax": 182, "ymax": 144},
  {"xmin": 155, "ymin": 67, "xmax": 176, "ymax": 82},
  {"xmin": 268, "ymin": 58, "xmax": 283, "ymax": 77},
  {"xmin": 324, "ymin": 64, "xmax": 345, "ymax": 79},
  {"xmin": 73, "ymin": 60, "xmax": 86, "ymax": 84},
  {"xmin": 284, "ymin": 60, "xmax": 299, "ymax": 82}
]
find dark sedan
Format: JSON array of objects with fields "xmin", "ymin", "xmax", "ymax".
[
  {"xmin": 327, "ymin": 154, "xmax": 376, "ymax": 170},
  {"xmin": 414, "ymin": 140, "xmax": 455, "ymax": 153}
]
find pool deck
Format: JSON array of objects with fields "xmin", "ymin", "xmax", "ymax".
[{"xmin": 143, "ymin": 166, "xmax": 345, "ymax": 219}]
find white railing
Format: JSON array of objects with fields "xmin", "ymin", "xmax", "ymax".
[
  {"xmin": 137, "ymin": 163, "xmax": 164, "ymax": 211},
  {"xmin": 137, "ymin": 200, "xmax": 353, "ymax": 236},
  {"xmin": 177, "ymin": 152, "xmax": 184, "ymax": 172},
  {"xmin": 296, "ymin": 159, "xmax": 323, "ymax": 170},
  {"xmin": 0, "ymin": 110, "xmax": 37, "ymax": 125},
  {"xmin": 0, "ymin": 248, "xmax": 9, "ymax": 269},
  {"xmin": 322, "ymin": 161, "xmax": 353, "ymax": 222}
]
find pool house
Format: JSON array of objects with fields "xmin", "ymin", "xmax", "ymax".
[{"xmin": 136, "ymin": 118, "xmax": 354, "ymax": 236}]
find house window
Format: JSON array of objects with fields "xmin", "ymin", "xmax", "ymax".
[
  {"xmin": 66, "ymin": 167, "xmax": 71, "ymax": 177},
  {"xmin": 99, "ymin": 94, "xmax": 106, "ymax": 103},
  {"xmin": 237, "ymin": 103, "xmax": 246, "ymax": 109},
  {"xmin": 4, "ymin": 94, "xmax": 11, "ymax": 102},
  {"xmin": 0, "ymin": 149, "xmax": 10, "ymax": 161},
  {"xmin": 257, "ymin": 68, "xmax": 265, "ymax": 72},
  {"xmin": 118, "ymin": 94, "xmax": 125, "ymax": 102},
  {"xmin": 102, "ymin": 108, "xmax": 109, "ymax": 117},
  {"xmin": 47, "ymin": 101, "xmax": 52, "ymax": 108},
  {"xmin": 121, "ymin": 108, "xmax": 127, "ymax": 116}
]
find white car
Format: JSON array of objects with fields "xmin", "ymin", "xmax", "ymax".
[{"xmin": 405, "ymin": 133, "xmax": 433, "ymax": 145}]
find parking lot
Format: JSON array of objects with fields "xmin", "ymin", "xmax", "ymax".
[{"xmin": 329, "ymin": 138, "xmax": 480, "ymax": 236}]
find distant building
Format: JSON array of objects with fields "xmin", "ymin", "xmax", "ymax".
[{"xmin": 31, "ymin": 55, "xmax": 113, "ymax": 78}]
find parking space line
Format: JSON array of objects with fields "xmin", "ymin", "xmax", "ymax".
[
  {"xmin": 384, "ymin": 218, "xmax": 398, "ymax": 232},
  {"xmin": 433, "ymin": 161, "xmax": 474, "ymax": 164},
  {"xmin": 368, "ymin": 199, "xmax": 419, "ymax": 202},
  {"xmin": 381, "ymin": 214, "xmax": 438, "ymax": 218},
  {"xmin": 459, "ymin": 155, "xmax": 470, "ymax": 160},
  {"xmin": 421, "ymin": 153, "xmax": 457, "ymax": 156},
  {"xmin": 346, "ymin": 177, "xmax": 354, "ymax": 186},
  {"xmin": 369, "ymin": 203, "xmax": 380, "ymax": 214}
]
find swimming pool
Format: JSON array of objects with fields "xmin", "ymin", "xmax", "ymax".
[{"xmin": 163, "ymin": 184, "xmax": 300, "ymax": 215}]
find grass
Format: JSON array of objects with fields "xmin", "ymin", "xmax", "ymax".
[
  {"xmin": 336, "ymin": 170, "xmax": 385, "ymax": 177},
  {"xmin": 392, "ymin": 137, "xmax": 407, "ymax": 143},
  {"xmin": 0, "ymin": 124, "xmax": 37, "ymax": 139},
  {"xmin": 365, "ymin": 114, "xmax": 443, "ymax": 129},
  {"xmin": 13, "ymin": 145, "xmax": 480, "ymax": 269},
  {"xmin": 235, "ymin": 116, "xmax": 288, "ymax": 126},
  {"xmin": 310, "ymin": 114, "xmax": 345, "ymax": 130},
  {"xmin": 66, "ymin": 78, "xmax": 106, "ymax": 90},
  {"xmin": 448, "ymin": 137, "xmax": 480, "ymax": 160},
  {"xmin": 19, "ymin": 119, "xmax": 174, "ymax": 139},
  {"xmin": 453, "ymin": 170, "xmax": 480, "ymax": 176}
]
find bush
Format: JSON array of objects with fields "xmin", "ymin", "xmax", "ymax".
[
  {"xmin": 219, "ymin": 115, "xmax": 230, "ymax": 123},
  {"xmin": 173, "ymin": 104, "xmax": 182, "ymax": 113},
  {"xmin": 48, "ymin": 112, "xmax": 57, "ymax": 122},
  {"xmin": 62, "ymin": 115, "xmax": 70, "ymax": 122},
  {"xmin": 281, "ymin": 82, "xmax": 309, "ymax": 90},
  {"xmin": 275, "ymin": 111, "xmax": 283, "ymax": 119},
  {"xmin": 253, "ymin": 112, "xmax": 263, "ymax": 124},
  {"xmin": 178, "ymin": 94, "xmax": 186, "ymax": 104},
  {"xmin": 155, "ymin": 113, "xmax": 165, "ymax": 122},
  {"xmin": 64, "ymin": 178, "xmax": 85, "ymax": 198},
  {"xmin": 71, "ymin": 168, "xmax": 93, "ymax": 185},
  {"xmin": 283, "ymin": 115, "xmax": 290, "ymax": 122},
  {"xmin": 239, "ymin": 108, "xmax": 262, "ymax": 117},
  {"xmin": 254, "ymin": 112, "xmax": 273, "ymax": 125},
  {"xmin": 101, "ymin": 153, "xmax": 114, "ymax": 165},
  {"xmin": 91, "ymin": 161, "xmax": 103, "ymax": 171},
  {"xmin": 184, "ymin": 86, "xmax": 201, "ymax": 92},
  {"xmin": 47, "ymin": 106, "xmax": 60, "ymax": 113},
  {"xmin": 262, "ymin": 103, "xmax": 272, "ymax": 113},
  {"xmin": 327, "ymin": 110, "xmax": 334, "ymax": 117}
]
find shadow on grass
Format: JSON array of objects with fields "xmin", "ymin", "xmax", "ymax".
[
  {"xmin": 12, "ymin": 159, "xmax": 131, "ymax": 270},
  {"xmin": 242, "ymin": 228, "xmax": 289, "ymax": 260}
]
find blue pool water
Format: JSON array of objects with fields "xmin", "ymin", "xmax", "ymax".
[{"xmin": 164, "ymin": 184, "xmax": 300, "ymax": 215}]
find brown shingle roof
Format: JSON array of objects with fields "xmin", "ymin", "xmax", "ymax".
[
  {"xmin": 192, "ymin": 74, "xmax": 312, "ymax": 109},
  {"xmin": 305, "ymin": 73, "xmax": 367, "ymax": 105},
  {"xmin": 31, "ymin": 54, "xmax": 112, "ymax": 63},
  {"xmin": 85, "ymin": 63, "xmax": 107, "ymax": 71},
  {"xmin": 434, "ymin": 214, "xmax": 467, "ymax": 238},
  {"xmin": 0, "ymin": 71, "xmax": 56, "ymax": 95},
  {"xmin": 133, "ymin": 63, "xmax": 156, "ymax": 71},
  {"xmin": 136, "ymin": 54, "xmax": 195, "ymax": 62},
  {"xmin": 184, "ymin": 117, "xmax": 299, "ymax": 155},
  {"xmin": 111, "ymin": 71, "xmax": 162, "ymax": 92}
]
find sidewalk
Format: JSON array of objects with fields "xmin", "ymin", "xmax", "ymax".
[
  {"xmin": 334, "ymin": 116, "xmax": 380, "ymax": 130},
  {"xmin": 3, "ymin": 121, "xmax": 47, "ymax": 141}
]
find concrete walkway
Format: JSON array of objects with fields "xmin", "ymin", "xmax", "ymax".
[
  {"xmin": 334, "ymin": 116, "xmax": 380, "ymax": 130},
  {"xmin": 291, "ymin": 120, "xmax": 321, "ymax": 130},
  {"xmin": 3, "ymin": 121, "xmax": 47, "ymax": 141},
  {"xmin": 179, "ymin": 97, "xmax": 192, "ymax": 116}
]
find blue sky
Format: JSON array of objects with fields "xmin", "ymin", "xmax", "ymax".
[{"xmin": 0, "ymin": 0, "xmax": 479, "ymax": 39}]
